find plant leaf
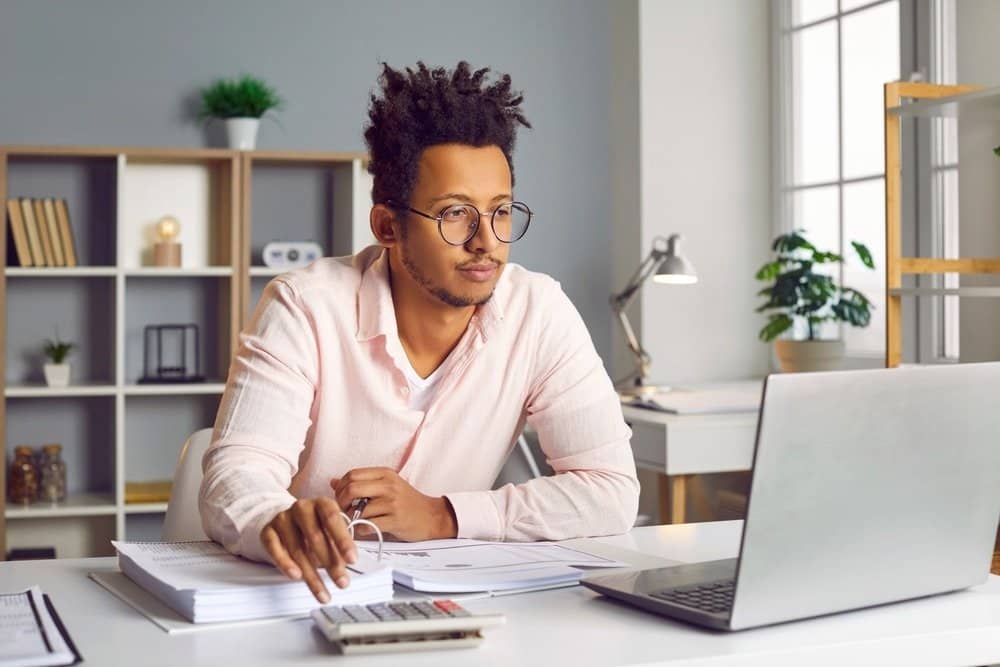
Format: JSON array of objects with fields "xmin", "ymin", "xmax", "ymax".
[
  {"xmin": 759, "ymin": 314, "xmax": 793, "ymax": 342},
  {"xmin": 851, "ymin": 241, "xmax": 875, "ymax": 269}
]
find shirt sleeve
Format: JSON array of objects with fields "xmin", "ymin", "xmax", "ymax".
[
  {"xmin": 445, "ymin": 280, "xmax": 640, "ymax": 541},
  {"xmin": 198, "ymin": 278, "xmax": 319, "ymax": 563}
]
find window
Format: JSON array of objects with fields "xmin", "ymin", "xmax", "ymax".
[{"xmin": 776, "ymin": 0, "xmax": 902, "ymax": 357}]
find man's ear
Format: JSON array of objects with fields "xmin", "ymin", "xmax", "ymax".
[{"xmin": 370, "ymin": 204, "xmax": 401, "ymax": 248}]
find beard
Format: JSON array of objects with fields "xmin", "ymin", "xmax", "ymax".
[{"xmin": 399, "ymin": 242, "xmax": 500, "ymax": 308}]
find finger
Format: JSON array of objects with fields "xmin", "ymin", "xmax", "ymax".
[
  {"xmin": 261, "ymin": 524, "xmax": 301, "ymax": 580},
  {"xmin": 334, "ymin": 480, "xmax": 392, "ymax": 510},
  {"xmin": 315, "ymin": 499, "xmax": 354, "ymax": 588},
  {"xmin": 354, "ymin": 496, "xmax": 395, "ymax": 520},
  {"xmin": 283, "ymin": 522, "xmax": 331, "ymax": 604},
  {"xmin": 338, "ymin": 467, "xmax": 393, "ymax": 485},
  {"xmin": 292, "ymin": 501, "xmax": 332, "ymax": 567}
]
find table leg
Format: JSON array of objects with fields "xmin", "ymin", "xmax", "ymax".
[{"xmin": 657, "ymin": 474, "xmax": 691, "ymax": 524}]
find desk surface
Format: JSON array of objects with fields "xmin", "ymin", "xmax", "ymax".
[{"xmin": 3, "ymin": 522, "xmax": 999, "ymax": 667}]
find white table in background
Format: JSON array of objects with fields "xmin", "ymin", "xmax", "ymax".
[
  {"xmin": 623, "ymin": 379, "xmax": 761, "ymax": 523},
  {"xmin": 2, "ymin": 521, "xmax": 999, "ymax": 666}
]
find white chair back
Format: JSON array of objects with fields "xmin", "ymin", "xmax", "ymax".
[{"xmin": 161, "ymin": 428, "xmax": 214, "ymax": 541}]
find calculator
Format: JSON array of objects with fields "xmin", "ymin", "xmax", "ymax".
[{"xmin": 311, "ymin": 599, "xmax": 505, "ymax": 654}]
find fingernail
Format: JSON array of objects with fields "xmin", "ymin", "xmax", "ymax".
[
  {"xmin": 319, "ymin": 591, "xmax": 331, "ymax": 604},
  {"xmin": 336, "ymin": 575, "xmax": 350, "ymax": 589},
  {"xmin": 289, "ymin": 567, "xmax": 302, "ymax": 579}
]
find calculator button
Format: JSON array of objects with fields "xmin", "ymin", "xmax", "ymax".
[
  {"xmin": 368, "ymin": 603, "xmax": 403, "ymax": 621},
  {"xmin": 412, "ymin": 601, "xmax": 445, "ymax": 617},
  {"xmin": 389, "ymin": 603, "xmax": 425, "ymax": 620},
  {"xmin": 433, "ymin": 599, "xmax": 471, "ymax": 617},
  {"xmin": 321, "ymin": 606, "xmax": 355, "ymax": 624},
  {"xmin": 343, "ymin": 605, "xmax": 378, "ymax": 622}
]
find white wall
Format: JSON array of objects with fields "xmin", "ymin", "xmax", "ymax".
[
  {"xmin": 629, "ymin": 0, "xmax": 772, "ymax": 385},
  {"xmin": 956, "ymin": 0, "xmax": 1000, "ymax": 362}
]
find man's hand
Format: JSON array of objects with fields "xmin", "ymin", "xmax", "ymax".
[
  {"xmin": 331, "ymin": 467, "xmax": 458, "ymax": 541},
  {"xmin": 260, "ymin": 497, "xmax": 356, "ymax": 603}
]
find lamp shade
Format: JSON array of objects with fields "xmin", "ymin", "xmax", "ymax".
[{"xmin": 652, "ymin": 235, "xmax": 698, "ymax": 284}]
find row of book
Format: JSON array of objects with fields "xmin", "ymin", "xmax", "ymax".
[{"xmin": 5, "ymin": 197, "xmax": 79, "ymax": 267}]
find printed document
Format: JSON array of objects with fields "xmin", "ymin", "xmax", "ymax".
[{"xmin": 0, "ymin": 587, "xmax": 74, "ymax": 667}]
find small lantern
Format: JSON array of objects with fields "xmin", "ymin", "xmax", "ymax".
[{"xmin": 138, "ymin": 323, "xmax": 204, "ymax": 383}]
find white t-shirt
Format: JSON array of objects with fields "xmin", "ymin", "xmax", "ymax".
[{"xmin": 401, "ymin": 355, "xmax": 448, "ymax": 412}]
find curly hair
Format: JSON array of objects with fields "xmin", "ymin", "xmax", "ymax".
[{"xmin": 364, "ymin": 61, "xmax": 531, "ymax": 207}]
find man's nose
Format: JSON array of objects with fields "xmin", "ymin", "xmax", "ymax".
[{"xmin": 465, "ymin": 215, "xmax": 500, "ymax": 254}]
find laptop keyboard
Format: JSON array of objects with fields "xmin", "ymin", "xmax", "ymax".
[{"xmin": 650, "ymin": 579, "xmax": 735, "ymax": 614}]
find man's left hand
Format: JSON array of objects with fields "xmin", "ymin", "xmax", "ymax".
[{"xmin": 330, "ymin": 467, "xmax": 458, "ymax": 541}]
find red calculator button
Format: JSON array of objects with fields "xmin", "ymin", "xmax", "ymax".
[{"xmin": 434, "ymin": 599, "xmax": 460, "ymax": 613}]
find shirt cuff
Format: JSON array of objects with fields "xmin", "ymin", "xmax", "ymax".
[{"xmin": 444, "ymin": 490, "xmax": 504, "ymax": 541}]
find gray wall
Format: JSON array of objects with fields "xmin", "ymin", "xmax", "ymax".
[
  {"xmin": 0, "ymin": 0, "xmax": 616, "ymax": 361},
  {"xmin": 956, "ymin": 0, "xmax": 1000, "ymax": 363}
]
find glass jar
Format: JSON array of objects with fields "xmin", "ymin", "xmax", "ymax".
[
  {"xmin": 8, "ymin": 445, "xmax": 38, "ymax": 504},
  {"xmin": 37, "ymin": 443, "xmax": 67, "ymax": 503}
]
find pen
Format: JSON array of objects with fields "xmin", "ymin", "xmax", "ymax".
[{"xmin": 350, "ymin": 497, "xmax": 370, "ymax": 523}]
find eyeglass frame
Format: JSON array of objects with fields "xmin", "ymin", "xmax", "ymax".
[{"xmin": 385, "ymin": 199, "xmax": 533, "ymax": 246}]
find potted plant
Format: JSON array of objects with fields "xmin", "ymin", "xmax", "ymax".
[
  {"xmin": 43, "ymin": 333, "xmax": 75, "ymax": 387},
  {"xmin": 755, "ymin": 230, "xmax": 875, "ymax": 372},
  {"xmin": 199, "ymin": 74, "xmax": 283, "ymax": 150}
]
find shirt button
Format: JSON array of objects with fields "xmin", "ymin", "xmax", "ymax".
[{"xmin": 401, "ymin": 386, "xmax": 410, "ymax": 395}]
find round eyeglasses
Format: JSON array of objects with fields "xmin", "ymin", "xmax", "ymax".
[{"xmin": 387, "ymin": 200, "xmax": 533, "ymax": 246}]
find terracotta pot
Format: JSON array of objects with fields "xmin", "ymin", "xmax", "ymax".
[{"xmin": 773, "ymin": 340, "xmax": 845, "ymax": 373}]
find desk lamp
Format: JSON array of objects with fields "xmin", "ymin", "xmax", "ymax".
[{"xmin": 610, "ymin": 234, "xmax": 697, "ymax": 397}]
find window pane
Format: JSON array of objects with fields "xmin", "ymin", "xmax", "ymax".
[
  {"xmin": 793, "ymin": 22, "xmax": 839, "ymax": 185},
  {"xmin": 792, "ymin": 0, "xmax": 837, "ymax": 26},
  {"xmin": 843, "ymin": 179, "xmax": 886, "ymax": 355},
  {"xmin": 792, "ymin": 186, "xmax": 841, "ymax": 340},
  {"xmin": 840, "ymin": 0, "xmax": 885, "ymax": 12},
  {"xmin": 841, "ymin": 1, "xmax": 900, "ymax": 179}
]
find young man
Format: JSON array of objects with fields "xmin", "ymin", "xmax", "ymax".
[{"xmin": 199, "ymin": 62, "xmax": 639, "ymax": 603}]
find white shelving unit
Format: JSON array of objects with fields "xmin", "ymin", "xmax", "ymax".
[{"xmin": 2, "ymin": 145, "xmax": 372, "ymax": 557}]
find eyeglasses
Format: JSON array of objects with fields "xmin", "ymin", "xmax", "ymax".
[{"xmin": 387, "ymin": 200, "xmax": 533, "ymax": 246}]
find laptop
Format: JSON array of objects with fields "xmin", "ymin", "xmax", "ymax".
[{"xmin": 581, "ymin": 363, "xmax": 1000, "ymax": 631}]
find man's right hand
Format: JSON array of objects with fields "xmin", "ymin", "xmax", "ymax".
[{"xmin": 260, "ymin": 497, "xmax": 357, "ymax": 603}]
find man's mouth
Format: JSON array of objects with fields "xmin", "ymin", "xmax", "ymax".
[{"xmin": 457, "ymin": 261, "xmax": 501, "ymax": 283}]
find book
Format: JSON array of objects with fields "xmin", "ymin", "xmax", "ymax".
[
  {"xmin": 32, "ymin": 199, "xmax": 56, "ymax": 267},
  {"xmin": 5, "ymin": 199, "xmax": 32, "ymax": 267},
  {"xmin": 351, "ymin": 539, "xmax": 627, "ymax": 593},
  {"xmin": 0, "ymin": 587, "xmax": 80, "ymax": 667},
  {"xmin": 19, "ymin": 199, "xmax": 45, "ymax": 266},
  {"xmin": 112, "ymin": 540, "xmax": 393, "ymax": 624},
  {"xmin": 124, "ymin": 480, "xmax": 172, "ymax": 503},
  {"xmin": 53, "ymin": 199, "xmax": 77, "ymax": 267},
  {"xmin": 42, "ymin": 199, "xmax": 65, "ymax": 267}
]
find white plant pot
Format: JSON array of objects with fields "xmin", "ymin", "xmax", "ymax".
[
  {"xmin": 44, "ymin": 363, "xmax": 71, "ymax": 387},
  {"xmin": 225, "ymin": 117, "xmax": 260, "ymax": 150},
  {"xmin": 773, "ymin": 340, "xmax": 845, "ymax": 373}
]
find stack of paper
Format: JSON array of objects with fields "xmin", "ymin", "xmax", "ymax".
[
  {"xmin": 351, "ymin": 539, "xmax": 627, "ymax": 593},
  {"xmin": 0, "ymin": 587, "xmax": 77, "ymax": 667},
  {"xmin": 113, "ymin": 541, "xmax": 393, "ymax": 624}
]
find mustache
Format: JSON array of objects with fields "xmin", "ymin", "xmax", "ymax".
[{"xmin": 456, "ymin": 256, "xmax": 504, "ymax": 269}]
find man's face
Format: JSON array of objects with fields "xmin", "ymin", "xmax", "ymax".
[{"xmin": 395, "ymin": 143, "xmax": 513, "ymax": 308}]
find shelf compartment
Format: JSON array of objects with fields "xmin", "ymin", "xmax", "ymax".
[
  {"xmin": 124, "ymin": 276, "xmax": 234, "ymax": 384},
  {"xmin": 4, "ymin": 154, "xmax": 118, "ymax": 266},
  {"xmin": 119, "ymin": 155, "xmax": 238, "ymax": 270},
  {"xmin": 5, "ymin": 384, "xmax": 117, "ymax": 398},
  {"xmin": 5, "ymin": 396, "xmax": 116, "ymax": 498},
  {"xmin": 124, "ymin": 267, "xmax": 233, "ymax": 277},
  {"xmin": 5, "ymin": 514, "xmax": 117, "ymax": 558},
  {"xmin": 5, "ymin": 492, "xmax": 117, "ymax": 519},
  {"xmin": 123, "ymin": 394, "xmax": 221, "ymax": 488},
  {"xmin": 5, "ymin": 275, "xmax": 116, "ymax": 385},
  {"xmin": 124, "ymin": 512, "xmax": 167, "ymax": 541},
  {"xmin": 5, "ymin": 267, "xmax": 117, "ymax": 277}
]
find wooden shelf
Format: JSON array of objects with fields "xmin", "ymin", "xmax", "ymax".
[
  {"xmin": 123, "ymin": 267, "xmax": 234, "ymax": 278},
  {"xmin": 122, "ymin": 383, "xmax": 226, "ymax": 396},
  {"xmin": 889, "ymin": 287, "xmax": 1000, "ymax": 298},
  {"xmin": 5, "ymin": 493, "xmax": 117, "ymax": 519},
  {"xmin": 5, "ymin": 384, "xmax": 117, "ymax": 398},
  {"xmin": 123, "ymin": 502, "xmax": 169, "ymax": 514},
  {"xmin": 887, "ymin": 85, "xmax": 1000, "ymax": 119},
  {"xmin": 249, "ymin": 266, "xmax": 286, "ymax": 277},
  {"xmin": 5, "ymin": 267, "xmax": 117, "ymax": 277}
]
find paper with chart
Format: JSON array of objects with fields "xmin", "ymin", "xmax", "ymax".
[
  {"xmin": 0, "ymin": 587, "xmax": 74, "ymax": 667},
  {"xmin": 352, "ymin": 539, "xmax": 627, "ymax": 593}
]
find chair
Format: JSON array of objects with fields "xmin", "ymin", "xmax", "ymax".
[
  {"xmin": 160, "ymin": 428, "xmax": 544, "ymax": 541},
  {"xmin": 161, "ymin": 428, "xmax": 213, "ymax": 541}
]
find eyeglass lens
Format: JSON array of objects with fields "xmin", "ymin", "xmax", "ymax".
[{"xmin": 439, "ymin": 203, "xmax": 531, "ymax": 245}]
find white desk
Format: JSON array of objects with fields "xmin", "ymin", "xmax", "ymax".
[
  {"xmin": 623, "ymin": 401, "xmax": 758, "ymax": 523},
  {"xmin": 3, "ymin": 522, "xmax": 1000, "ymax": 666}
]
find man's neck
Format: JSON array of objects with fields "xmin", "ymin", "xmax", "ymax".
[{"xmin": 388, "ymin": 266, "xmax": 476, "ymax": 379}]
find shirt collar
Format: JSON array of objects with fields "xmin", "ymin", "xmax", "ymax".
[{"xmin": 355, "ymin": 246, "xmax": 509, "ymax": 343}]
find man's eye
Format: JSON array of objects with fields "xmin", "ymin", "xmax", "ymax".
[
  {"xmin": 493, "ymin": 208, "xmax": 511, "ymax": 219},
  {"xmin": 444, "ymin": 206, "xmax": 471, "ymax": 220}
]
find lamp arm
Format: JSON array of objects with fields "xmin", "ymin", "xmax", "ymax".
[
  {"xmin": 615, "ymin": 306, "xmax": 651, "ymax": 384},
  {"xmin": 611, "ymin": 247, "xmax": 665, "ymax": 387}
]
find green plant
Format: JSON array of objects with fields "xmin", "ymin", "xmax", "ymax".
[
  {"xmin": 755, "ymin": 230, "xmax": 876, "ymax": 342},
  {"xmin": 994, "ymin": 145, "xmax": 1000, "ymax": 158},
  {"xmin": 198, "ymin": 74, "xmax": 283, "ymax": 120},
  {"xmin": 43, "ymin": 335, "xmax": 75, "ymax": 364}
]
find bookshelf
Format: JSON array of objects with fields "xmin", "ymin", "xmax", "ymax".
[{"xmin": 1, "ymin": 145, "xmax": 371, "ymax": 557}]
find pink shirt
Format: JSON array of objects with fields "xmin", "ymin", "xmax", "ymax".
[{"xmin": 199, "ymin": 246, "xmax": 639, "ymax": 563}]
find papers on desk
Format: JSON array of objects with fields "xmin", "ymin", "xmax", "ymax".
[
  {"xmin": 351, "ymin": 539, "xmax": 627, "ymax": 593},
  {"xmin": 111, "ymin": 540, "xmax": 393, "ymax": 624},
  {"xmin": 626, "ymin": 381, "xmax": 763, "ymax": 415},
  {"xmin": 0, "ymin": 587, "xmax": 79, "ymax": 667}
]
